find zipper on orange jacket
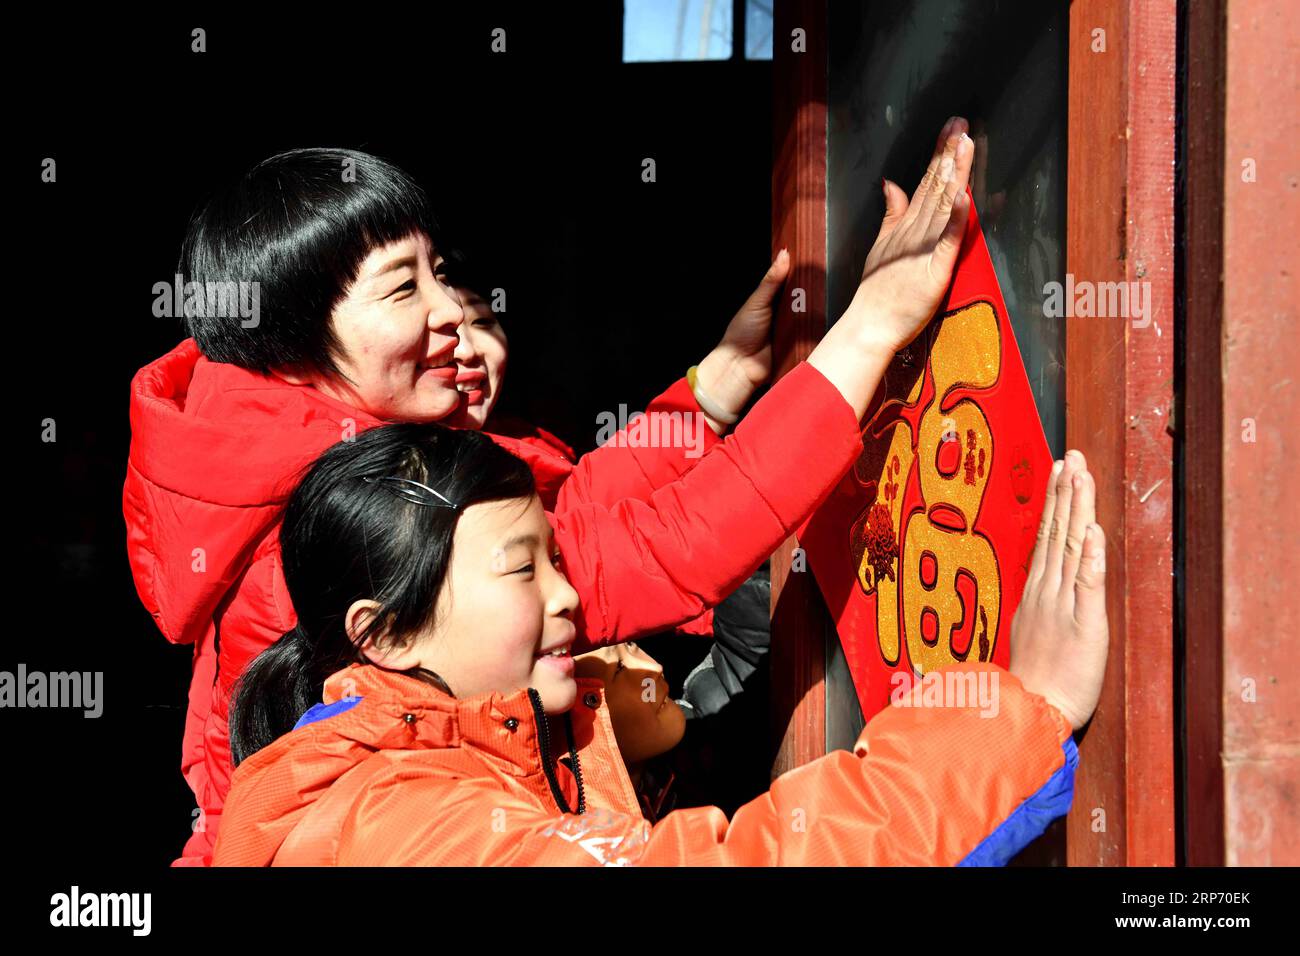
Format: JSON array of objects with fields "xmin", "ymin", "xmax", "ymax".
[{"xmin": 528, "ymin": 687, "xmax": 586, "ymax": 815}]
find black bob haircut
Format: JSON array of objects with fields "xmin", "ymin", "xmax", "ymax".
[{"xmin": 180, "ymin": 147, "xmax": 441, "ymax": 379}]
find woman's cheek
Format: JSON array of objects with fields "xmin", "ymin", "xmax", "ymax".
[{"xmin": 368, "ymin": 315, "xmax": 422, "ymax": 370}]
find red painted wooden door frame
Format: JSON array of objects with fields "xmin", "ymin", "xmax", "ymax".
[
  {"xmin": 769, "ymin": 0, "xmax": 829, "ymax": 779},
  {"xmin": 1065, "ymin": 0, "xmax": 1177, "ymax": 868},
  {"xmin": 1184, "ymin": 0, "xmax": 1300, "ymax": 867}
]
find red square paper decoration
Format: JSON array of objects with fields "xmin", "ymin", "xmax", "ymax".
[{"xmin": 797, "ymin": 189, "xmax": 1054, "ymax": 721}]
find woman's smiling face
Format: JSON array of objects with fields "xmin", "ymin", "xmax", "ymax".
[{"xmin": 303, "ymin": 231, "xmax": 469, "ymax": 422}]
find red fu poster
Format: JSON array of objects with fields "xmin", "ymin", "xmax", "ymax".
[{"xmin": 797, "ymin": 189, "xmax": 1053, "ymax": 721}]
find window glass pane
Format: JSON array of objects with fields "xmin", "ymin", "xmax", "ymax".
[
  {"xmin": 827, "ymin": 0, "xmax": 1067, "ymax": 456},
  {"xmin": 745, "ymin": 0, "xmax": 773, "ymax": 59},
  {"xmin": 623, "ymin": 0, "xmax": 733, "ymax": 62}
]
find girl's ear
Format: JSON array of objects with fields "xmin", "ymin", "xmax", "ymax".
[{"xmin": 347, "ymin": 599, "xmax": 422, "ymax": 669}]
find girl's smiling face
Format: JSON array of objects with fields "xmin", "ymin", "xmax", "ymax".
[
  {"xmin": 352, "ymin": 493, "xmax": 581, "ymax": 714},
  {"xmin": 444, "ymin": 286, "xmax": 508, "ymax": 430},
  {"xmin": 289, "ymin": 231, "xmax": 469, "ymax": 423}
]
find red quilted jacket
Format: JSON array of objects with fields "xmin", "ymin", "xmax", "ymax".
[{"xmin": 124, "ymin": 339, "xmax": 862, "ymax": 864}]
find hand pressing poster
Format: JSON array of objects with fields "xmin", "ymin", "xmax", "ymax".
[{"xmin": 797, "ymin": 188, "xmax": 1053, "ymax": 722}]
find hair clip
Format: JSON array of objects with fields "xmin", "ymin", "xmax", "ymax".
[{"xmin": 361, "ymin": 475, "xmax": 459, "ymax": 510}]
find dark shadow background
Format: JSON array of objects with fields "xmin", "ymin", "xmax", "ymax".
[{"xmin": 12, "ymin": 7, "xmax": 772, "ymax": 864}]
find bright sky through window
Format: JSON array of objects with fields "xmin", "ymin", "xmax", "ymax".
[{"xmin": 623, "ymin": 0, "xmax": 732, "ymax": 61}]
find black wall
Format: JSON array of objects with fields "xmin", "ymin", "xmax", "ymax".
[{"xmin": 13, "ymin": 7, "xmax": 772, "ymax": 864}]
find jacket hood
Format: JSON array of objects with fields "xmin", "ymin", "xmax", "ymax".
[
  {"xmin": 128, "ymin": 338, "xmax": 385, "ymax": 508},
  {"xmin": 124, "ymin": 339, "xmax": 386, "ymax": 647},
  {"xmin": 216, "ymin": 664, "xmax": 600, "ymax": 866}
]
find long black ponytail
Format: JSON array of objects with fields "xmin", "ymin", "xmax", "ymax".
[{"xmin": 229, "ymin": 423, "xmax": 535, "ymax": 765}]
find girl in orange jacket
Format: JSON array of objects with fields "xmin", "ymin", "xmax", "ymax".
[{"xmin": 214, "ymin": 422, "xmax": 1109, "ymax": 866}]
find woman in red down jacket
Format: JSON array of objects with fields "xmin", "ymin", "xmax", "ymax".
[{"xmin": 127, "ymin": 121, "xmax": 976, "ymax": 864}]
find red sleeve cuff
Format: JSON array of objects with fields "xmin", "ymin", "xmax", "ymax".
[{"xmin": 648, "ymin": 376, "xmax": 724, "ymax": 454}]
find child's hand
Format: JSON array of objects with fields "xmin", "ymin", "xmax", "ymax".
[
  {"xmin": 695, "ymin": 249, "xmax": 791, "ymax": 432},
  {"xmin": 1009, "ymin": 450, "xmax": 1111, "ymax": 732},
  {"xmin": 849, "ymin": 117, "xmax": 975, "ymax": 355}
]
